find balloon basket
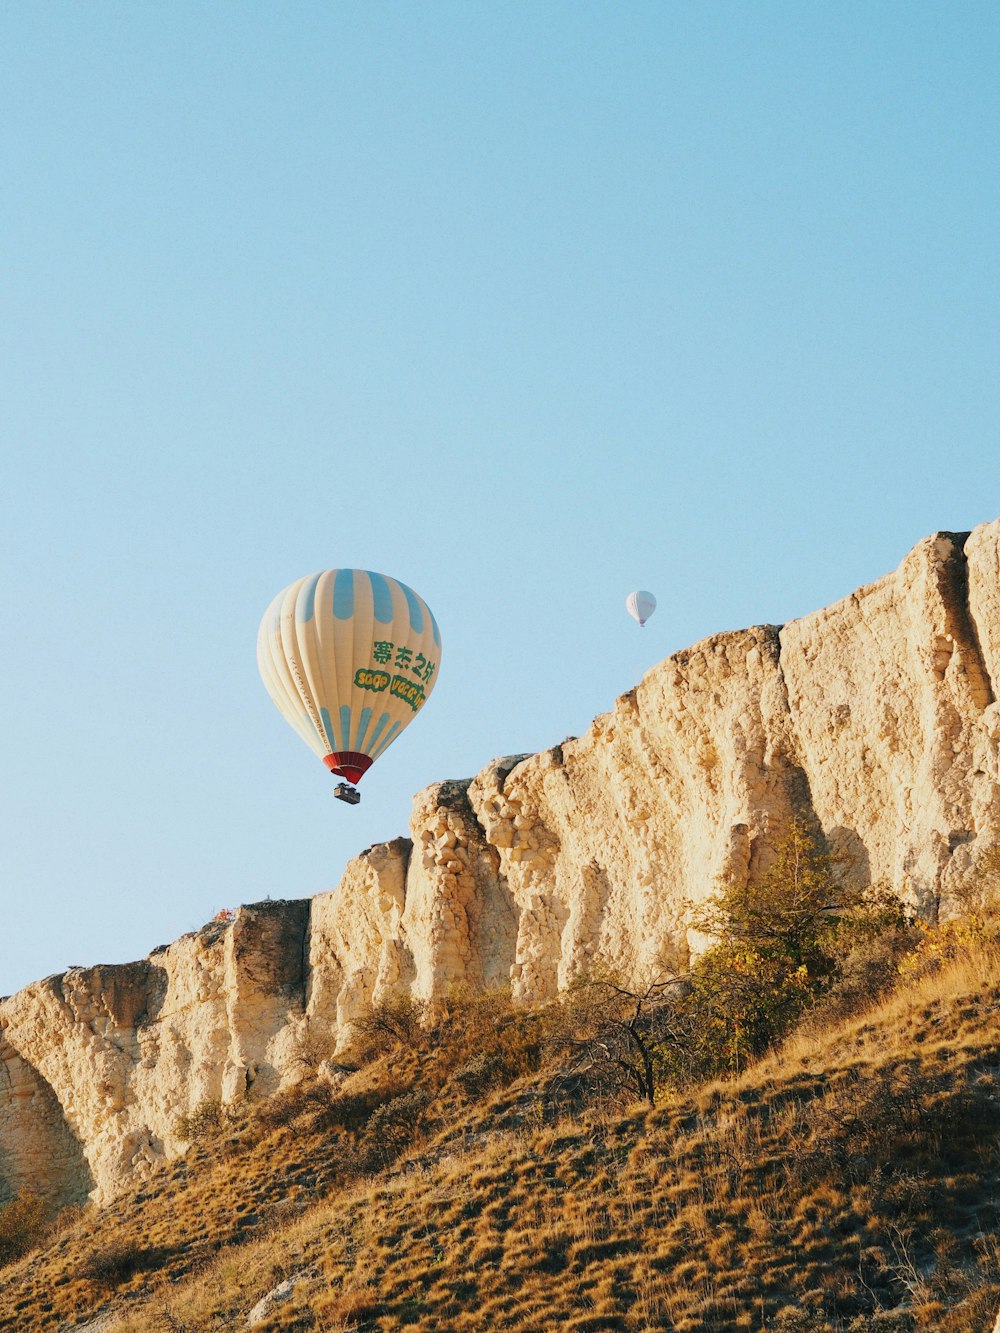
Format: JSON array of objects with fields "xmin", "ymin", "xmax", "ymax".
[{"xmin": 333, "ymin": 782, "xmax": 361, "ymax": 806}]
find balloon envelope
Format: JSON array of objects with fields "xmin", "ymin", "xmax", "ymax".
[
  {"xmin": 258, "ymin": 569, "xmax": 441, "ymax": 784},
  {"xmin": 625, "ymin": 590, "xmax": 656, "ymax": 627}
]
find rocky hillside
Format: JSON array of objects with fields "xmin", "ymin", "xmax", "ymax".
[
  {"xmin": 2, "ymin": 937, "xmax": 999, "ymax": 1331},
  {"xmin": 3, "ymin": 520, "xmax": 1000, "ymax": 1209}
]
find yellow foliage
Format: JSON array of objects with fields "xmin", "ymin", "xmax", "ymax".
[{"xmin": 897, "ymin": 914, "xmax": 997, "ymax": 978}]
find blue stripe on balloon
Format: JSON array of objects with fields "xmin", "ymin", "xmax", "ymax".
[
  {"xmin": 372, "ymin": 720, "xmax": 402, "ymax": 758},
  {"xmin": 399, "ymin": 581, "xmax": 424, "ymax": 634},
  {"xmin": 319, "ymin": 708, "xmax": 337, "ymax": 751},
  {"xmin": 367, "ymin": 711, "xmax": 391, "ymax": 754},
  {"xmin": 297, "ymin": 572, "xmax": 322, "ymax": 623},
  {"xmin": 353, "ymin": 706, "xmax": 374, "ymax": 751},
  {"xmin": 367, "ymin": 571, "xmax": 395, "ymax": 625},
  {"xmin": 333, "ymin": 568, "xmax": 355, "ymax": 620},
  {"xmin": 339, "ymin": 705, "xmax": 353, "ymax": 751},
  {"xmin": 429, "ymin": 608, "xmax": 441, "ymax": 649}
]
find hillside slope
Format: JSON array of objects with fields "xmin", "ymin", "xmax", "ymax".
[{"xmin": 3, "ymin": 944, "xmax": 1000, "ymax": 1332}]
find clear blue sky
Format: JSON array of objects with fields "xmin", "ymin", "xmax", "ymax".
[{"xmin": 2, "ymin": 3, "xmax": 998, "ymax": 997}]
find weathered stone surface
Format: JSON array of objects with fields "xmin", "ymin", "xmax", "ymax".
[
  {"xmin": 1, "ymin": 905, "xmax": 308, "ymax": 1206},
  {"xmin": 246, "ymin": 1269, "xmax": 316, "ymax": 1327},
  {"xmin": 3, "ymin": 522, "xmax": 1000, "ymax": 1206}
]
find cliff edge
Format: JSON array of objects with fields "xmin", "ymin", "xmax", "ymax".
[{"xmin": 4, "ymin": 521, "xmax": 1000, "ymax": 1206}]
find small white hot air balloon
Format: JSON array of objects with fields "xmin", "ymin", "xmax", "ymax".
[{"xmin": 626, "ymin": 590, "xmax": 656, "ymax": 627}]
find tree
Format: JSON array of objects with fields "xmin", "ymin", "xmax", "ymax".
[
  {"xmin": 549, "ymin": 975, "xmax": 673, "ymax": 1106},
  {"xmin": 686, "ymin": 817, "xmax": 864, "ymax": 1074}
]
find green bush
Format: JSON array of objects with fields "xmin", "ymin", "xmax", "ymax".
[{"xmin": 680, "ymin": 819, "xmax": 882, "ymax": 1077}]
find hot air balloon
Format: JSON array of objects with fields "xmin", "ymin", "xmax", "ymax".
[
  {"xmin": 625, "ymin": 590, "xmax": 656, "ymax": 627},
  {"xmin": 258, "ymin": 569, "xmax": 441, "ymax": 804}
]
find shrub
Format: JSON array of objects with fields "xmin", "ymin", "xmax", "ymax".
[
  {"xmin": 0, "ymin": 1190, "xmax": 49, "ymax": 1267},
  {"xmin": 354, "ymin": 984, "xmax": 548, "ymax": 1105},
  {"xmin": 897, "ymin": 914, "xmax": 999, "ymax": 981},
  {"xmin": 353, "ymin": 995, "xmax": 428, "ymax": 1065},
  {"xmin": 174, "ymin": 1098, "xmax": 236, "ymax": 1143},
  {"xmin": 81, "ymin": 1243, "xmax": 163, "ymax": 1289},
  {"xmin": 803, "ymin": 922, "xmax": 919, "ymax": 1029},
  {"xmin": 359, "ymin": 1089, "xmax": 430, "ymax": 1169},
  {"xmin": 430, "ymin": 985, "xmax": 549, "ymax": 1089}
]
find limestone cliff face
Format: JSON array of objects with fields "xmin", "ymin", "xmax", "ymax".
[{"xmin": 4, "ymin": 522, "xmax": 1000, "ymax": 1206}]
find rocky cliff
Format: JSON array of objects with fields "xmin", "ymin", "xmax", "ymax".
[{"xmin": 4, "ymin": 521, "xmax": 1000, "ymax": 1208}]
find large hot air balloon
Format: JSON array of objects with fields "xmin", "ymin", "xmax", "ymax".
[
  {"xmin": 258, "ymin": 569, "xmax": 441, "ymax": 804},
  {"xmin": 625, "ymin": 590, "xmax": 656, "ymax": 627}
]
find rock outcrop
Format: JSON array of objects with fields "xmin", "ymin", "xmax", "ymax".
[{"xmin": 4, "ymin": 522, "xmax": 1000, "ymax": 1206}]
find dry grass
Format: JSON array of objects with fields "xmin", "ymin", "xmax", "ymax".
[{"xmin": 4, "ymin": 951, "xmax": 1000, "ymax": 1330}]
